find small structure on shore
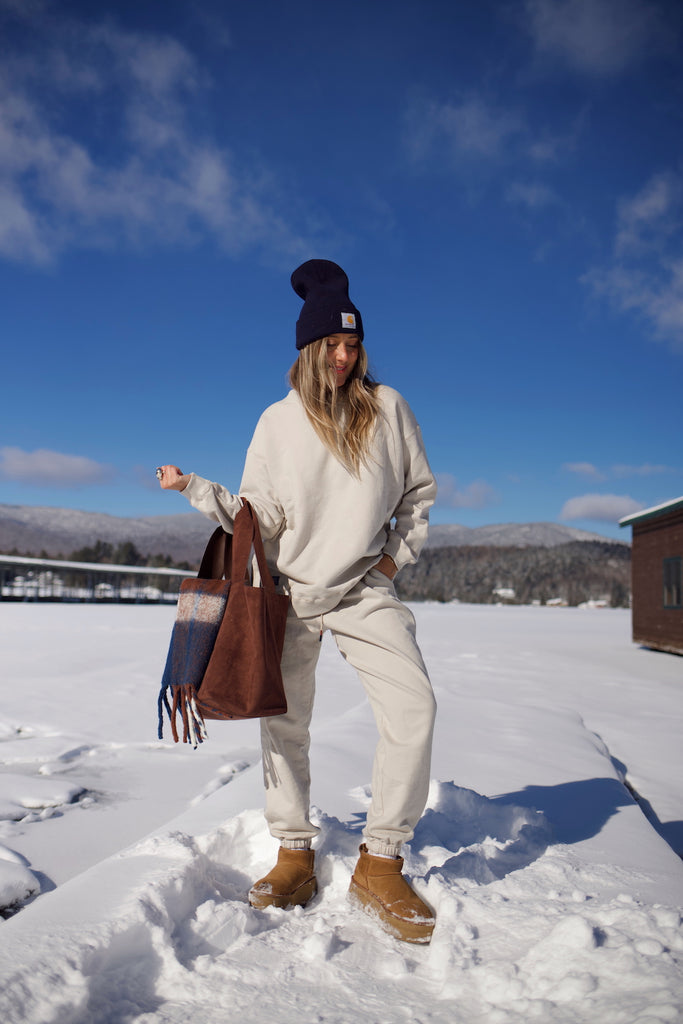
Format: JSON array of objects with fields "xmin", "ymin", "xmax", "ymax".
[
  {"xmin": 620, "ymin": 497, "xmax": 683, "ymax": 656},
  {"xmin": 0, "ymin": 553, "xmax": 193, "ymax": 603}
]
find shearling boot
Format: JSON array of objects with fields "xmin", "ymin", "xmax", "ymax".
[
  {"xmin": 248, "ymin": 847, "xmax": 317, "ymax": 910},
  {"xmin": 349, "ymin": 844, "xmax": 435, "ymax": 944}
]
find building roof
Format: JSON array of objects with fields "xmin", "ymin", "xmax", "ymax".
[
  {"xmin": 619, "ymin": 496, "xmax": 683, "ymax": 528},
  {"xmin": 0, "ymin": 553, "xmax": 193, "ymax": 577}
]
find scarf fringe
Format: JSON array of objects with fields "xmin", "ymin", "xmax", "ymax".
[{"xmin": 157, "ymin": 683, "xmax": 208, "ymax": 748}]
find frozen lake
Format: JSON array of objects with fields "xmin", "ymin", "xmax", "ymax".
[{"xmin": 0, "ymin": 602, "xmax": 682, "ymax": 1023}]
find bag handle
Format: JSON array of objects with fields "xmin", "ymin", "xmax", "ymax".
[
  {"xmin": 231, "ymin": 499, "xmax": 277, "ymax": 592},
  {"xmin": 197, "ymin": 526, "xmax": 233, "ymax": 580}
]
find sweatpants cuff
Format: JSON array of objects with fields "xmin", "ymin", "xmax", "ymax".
[
  {"xmin": 280, "ymin": 839, "xmax": 312, "ymax": 850},
  {"xmin": 365, "ymin": 839, "xmax": 402, "ymax": 858}
]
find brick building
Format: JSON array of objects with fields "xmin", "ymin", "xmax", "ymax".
[{"xmin": 620, "ymin": 497, "xmax": 683, "ymax": 656}]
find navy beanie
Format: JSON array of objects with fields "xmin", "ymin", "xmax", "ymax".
[{"xmin": 291, "ymin": 259, "xmax": 364, "ymax": 350}]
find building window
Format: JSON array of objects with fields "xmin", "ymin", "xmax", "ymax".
[{"xmin": 663, "ymin": 557, "xmax": 682, "ymax": 608}]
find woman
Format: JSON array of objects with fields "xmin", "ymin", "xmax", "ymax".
[{"xmin": 158, "ymin": 259, "xmax": 437, "ymax": 944}]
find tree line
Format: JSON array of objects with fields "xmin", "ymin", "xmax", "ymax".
[
  {"xmin": 395, "ymin": 541, "xmax": 631, "ymax": 607},
  {"xmin": 4, "ymin": 538, "xmax": 631, "ymax": 607},
  {"xmin": 67, "ymin": 539, "xmax": 193, "ymax": 571},
  {"xmin": 1, "ymin": 540, "xmax": 193, "ymax": 572}
]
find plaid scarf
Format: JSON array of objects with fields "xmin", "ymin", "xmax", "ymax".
[{"xmin": 157, "ymin": 577, "xmax": 230, "ymax": 746}]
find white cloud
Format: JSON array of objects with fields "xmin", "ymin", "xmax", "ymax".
[
  {"xmin": 0, "ymin": 447, "xmax": 115, "ymax": 486},
  {"xmin": 583, "ymin": 170, "xmax": 683, "ymax": 350},
  {"xmin": 506, "ymin": 180, "xmax": 558, "ymax": 209},
  {"xmin": 403, "ymin": 89, "xmax": 582, "ymax": 221},
  {"xmin": 614, "ymin": 172, "xmax": 683, "ymax": 257},
  {"xmin": 611, "ymin": 463, "xmax": 677, "ymax": 478},
  {"xmin": 562, "ymin": 462, "xmax": 606, "ymax": 480},
  {"xmin": 585, "ymin": 258, "xmax": 683, "ymax": 351},
  {"xmin": 405, "ymin": 94, "xmax": 523, "ymax": 165},
  {"xmin": 523, "ymin": 0, "xmax": 672, "ymax": 76},
  {"xmin": 436, "ymin": 474, "xmax": 499, "ymax": 510},
  {"xmin": 563, "ymin": 462, "xmax": 678, "ymax": 483},
  {"xmin": 0, "ymin": 10, "xmax": 311, "ymax": 264},
  {"xmin": 560, "ymin": 493, "xmax": 645, "ymax": 522},
  {"xmin": 0, "ymin": 182, "xmax": 51, "ymax": 262},
  {"xmin": 437, "ymin": 97, "xmax": 522, "ymax": 159},
  {"xmin": 0, "ymin": 0, "xmax": 46, "ymax": 14}
]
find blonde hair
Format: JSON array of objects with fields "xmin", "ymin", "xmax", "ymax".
[{"xmin": 289, "ymin": 338, "xmax": 381, "ymax": 474}]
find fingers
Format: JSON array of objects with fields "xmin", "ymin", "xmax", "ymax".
[{"xmin": 156, "ymin": 465, "xmax": 189, "ymax": 491}]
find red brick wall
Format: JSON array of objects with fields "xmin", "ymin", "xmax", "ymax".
[{"xmin": 631, "ymin": 508, "xmax": 683, "ymax": 655}]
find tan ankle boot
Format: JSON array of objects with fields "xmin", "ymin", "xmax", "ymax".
[
  {"xmin": 248, "ymin": 847, "xmax": 317, "ymax": 910},
  {"xmin": 349, "ymin": 844, "xmax": 435, "ymax": 944}
]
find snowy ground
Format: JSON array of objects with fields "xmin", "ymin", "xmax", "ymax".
[{"xmin": 0, "ymin": 602, "xmax": 682, "ymax": 1023}]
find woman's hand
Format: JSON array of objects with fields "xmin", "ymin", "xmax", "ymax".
[
  {"xmin": 375, "ymin": 553, "xmax": 398, "ymax": 580},
  {"xmin": 157, "ymin": 465, "xmax": 190, "ymax": 492}
]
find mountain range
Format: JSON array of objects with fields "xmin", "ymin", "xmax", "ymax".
[
  {"xmin": 0, "ymin": 503, "xmax": 627, "ymax": 565},
  {"xmin": 424, "ymin": 521, "xmax": 623, "ymax": 549}
]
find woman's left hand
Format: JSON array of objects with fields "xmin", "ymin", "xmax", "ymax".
[{"xmin": 374, "ymin": 554, "xmax": 398, "ymax": 580}]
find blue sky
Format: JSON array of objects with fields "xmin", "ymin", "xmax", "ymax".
[{"xmin": 1, "ymin": 0, "xmax": 682, "ymax": 542}]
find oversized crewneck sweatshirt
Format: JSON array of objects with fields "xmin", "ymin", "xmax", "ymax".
[{"xmin": 182, "ymin": 385, "xmax": 437, "ymax": 616}]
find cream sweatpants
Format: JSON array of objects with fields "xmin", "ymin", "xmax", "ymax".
[{"xmin": 260, "ymin": 567, "xmax": 436, "ymax": 857}]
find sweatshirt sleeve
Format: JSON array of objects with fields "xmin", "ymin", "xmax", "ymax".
[
  {"xmin": 382, "ymin": 400, "xmax": 437, "ymax": 573},
  {"xmin": 181, "ymin": 473, "xmax": 243, "ymax": 534}
]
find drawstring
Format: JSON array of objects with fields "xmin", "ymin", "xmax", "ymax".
[{"xmin": 319, "ymin": 613, "xmax": 324, "ymax": 642}]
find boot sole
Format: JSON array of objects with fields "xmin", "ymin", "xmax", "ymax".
[
  {"xmin": 248, "ymin": 876, "xmax": 318, "ymax": 910},
  {"xmin": 348, "ymin": 879, "xmax": 435, "ymax": 944}
]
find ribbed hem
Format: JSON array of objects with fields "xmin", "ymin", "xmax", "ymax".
[
  {"xmin": 365, "ymin": 839, "xmax": 402, "ymax": 858},
  {"xmin": 280, "ymin": 839, "xmax": 312, "ymax": 850}
]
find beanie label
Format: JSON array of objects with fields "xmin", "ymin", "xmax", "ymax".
[{"xmin": 341, "ymin": 312, "xmax": 357, "ymax": 329}]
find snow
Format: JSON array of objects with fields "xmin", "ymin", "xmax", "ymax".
[{"xmin": 0, "ymin": 602, "xmax": 681, "ymax": 1023}]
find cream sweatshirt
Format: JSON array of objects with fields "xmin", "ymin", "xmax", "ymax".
[{"xmin": 182, "ymin": 385, "xmax": 437, "ymax": 616}]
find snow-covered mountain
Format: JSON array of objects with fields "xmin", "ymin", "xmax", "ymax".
[
  {"xmin": 426, "ymin": 521, "xmax": 626, "ymax": 548},
  {"xmin": 0, "ymin": 503, "xmax": 626, "ymax": 564},
  {"xmin": 0, "ymin": 504, "xmax": 215, "ymax": 563}
]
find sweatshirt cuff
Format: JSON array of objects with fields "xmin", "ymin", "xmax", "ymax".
[
  {"xmin": 383, "ymin": 532, "xmax": 409, "ymax": 573},
  {"xmin": 181, "ymin": 474, "xmax": 243, "ymax": 525},
  {"xmin": 181, "ymin": 472, "xmax": 211, "ymax": 503}
]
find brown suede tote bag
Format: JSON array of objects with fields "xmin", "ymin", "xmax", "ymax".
[
  {"xmin": 158, "ymin": 499, "xmax": 289, "ymax": 745},
  {"xmin": 197, "ymin": 499, "xmax": 290, "ymax": 723}
]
